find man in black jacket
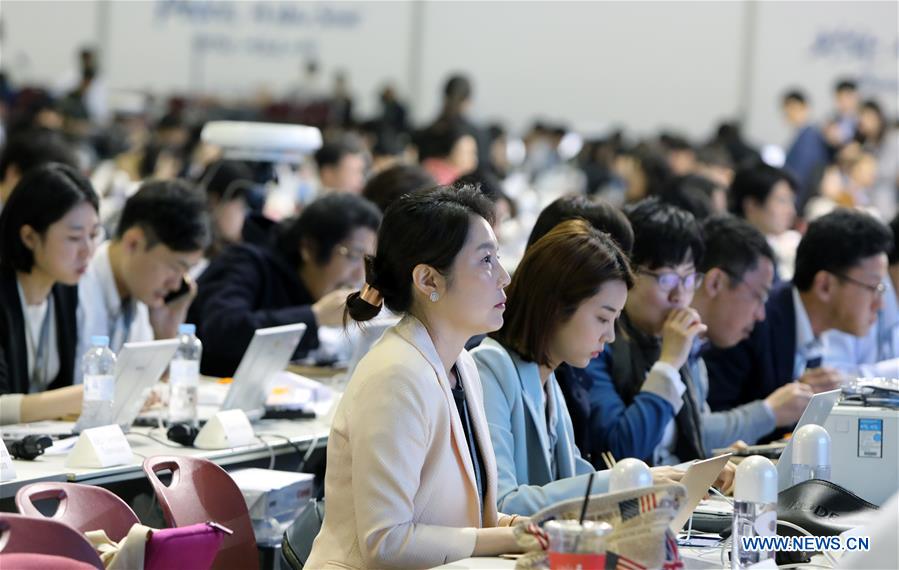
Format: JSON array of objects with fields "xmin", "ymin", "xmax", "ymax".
[{"xmin": 189, "ymin": 193, "xmax": 380, "ymax": 377}]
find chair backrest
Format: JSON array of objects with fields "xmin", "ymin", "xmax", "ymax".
[
  {"xmin": 0, "ymin": 513, "xmax": 104, "ymax": 569},
  {"xmin": 15, "ymin": 482, "xmax": 140, "ymax": 542},
  {"xmin": 142, "ymin": 455, "xmax": 259, "ymax": 570}
]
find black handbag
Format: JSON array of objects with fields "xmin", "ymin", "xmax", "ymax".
[
  {"xmin": 774, "ymin": 478, "xmax": 880, "ymax": 565},
  {"xmin": 778, "ymin": 478, "xmax": 879, "ymax": 537},
  {"xmin": 282, "ymin": 498, "xmax": 326, "ymax": 570}
]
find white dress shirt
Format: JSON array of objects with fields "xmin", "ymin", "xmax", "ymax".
[
  {"xmin": 77, "ymin": 241, "xmax": 154, "ymax": 378},
  {"xmin": 792, "ymin": 286, "xmax": 823, "ymax": 379}
]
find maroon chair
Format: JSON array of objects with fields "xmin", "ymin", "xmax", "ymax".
[
  {"xmin": 15, "ymin": 482, "xmax": 140, "ymax": 542},
  {"xmin": 142, "ymin": 455, "xmax": 259, "ymax": 570},
  {"xmin": 0, "ymin": 513, "xmax": 103, "ymax": 569}
]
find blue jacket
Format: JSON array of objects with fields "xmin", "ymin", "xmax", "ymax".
[
  {"xmin": 704, "ymin": 283, "xmax": 796, "ymax": 412},
  {"xmin": 471, "ymin": 338, "xmax": 608, "ymax": 516},
  {"xmin": 582, "ymin": 345, "xmax": 678, "ymax": 465},
  {"xmin": 784, "ymin": 125, "xmax": 829, "ymax": 209}
]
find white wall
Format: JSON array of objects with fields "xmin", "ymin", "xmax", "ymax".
[
  {"xmin": 1, "ymin": 0, "xmax": 896, "ymax": 146},
  {"xmin": 746, "ymin": 1, "xmax": 898, "ymax": 147},
  {"xmin": 417, "ymin": 1, "xmax": 744, "ymax": 138}
]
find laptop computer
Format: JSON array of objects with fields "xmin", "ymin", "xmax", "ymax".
[
  {"xmin": 670, "ymin": 453, "xmax": 733, "ymax": 532},
  {"xmin": 206, "ymin": 323, "xmax": 308, "ymax": 421},
  {"xmin": 1, "ymin": 339, "xmax": 179, "ymax": 438},
  {"xmin": 344, "ymin": 317, "xmax": 399, "ymax": 380},
  {"xmin": 776, "ymin": 388, "xmax": 842, "ymax": 491}
]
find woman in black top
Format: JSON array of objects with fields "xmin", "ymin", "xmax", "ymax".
[{"xmin": 0, "ymin": 163, "xmax": 100, "ymax": 424}]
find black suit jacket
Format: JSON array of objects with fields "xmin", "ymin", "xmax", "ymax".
[
  {"xmin": 188, "ymin": 243, "xmax": 321, "ymax": 378},
  {"xmin": 704, "ymin": 282, "xmax": 797, "ymax": 412},
  {"xmin": 0, "ymin": 268, "xmax": 79, "ymax": 395}
]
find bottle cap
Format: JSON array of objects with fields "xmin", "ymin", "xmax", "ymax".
[
  {"xmin": 608, "ymin": 458, "xmax": 653, "ymax": 493},
  {"xmin": 792, "ymin": 424, "xmax": 831, "ymax": 466},
  {"xmin": 90, "ymin": 335, "xmax": 110, "ymax": 348},
  {"xmin": 734, "ymin": 455, "xmax": 778, "ymax": 503},
  {"xmin": 179, "ymin": 323, "xmax": 196, "ymax": 335}
]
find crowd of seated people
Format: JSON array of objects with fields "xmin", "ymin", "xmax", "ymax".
[{"xmin": 0, "ymin": 62, "xmax": 896, "ymax": 569}]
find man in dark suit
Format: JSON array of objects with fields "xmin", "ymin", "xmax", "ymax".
[{"xmin": 705, "ymin": 209, "xmax": 893, "ymax": 413}]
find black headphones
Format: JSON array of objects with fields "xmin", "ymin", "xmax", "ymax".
[
  {"xmin": 166, "ymin": 423, "xmax": 200, "ymax": 447},
  {"xmin": 4, "ymin": 435, "xmax": 53, "ymax": 460}
]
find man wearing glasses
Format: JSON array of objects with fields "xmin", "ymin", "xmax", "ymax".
[
  {"xmin": 704, "ymin": 209, "xmax": 893, "ymax": 425},
  {"xmin": 580, "ymin": 199, "xmax": 710, "ymax": 467},
  {"xmin": 689, "ymin": 216, "xmax": 813, "ymax": 453},
  {"xmin": 822, "ymin": 213, "xmax": 899, "ymax": 378}
]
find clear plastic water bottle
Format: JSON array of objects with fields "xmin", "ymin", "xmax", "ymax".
[
  {"xmin": 76, "ymin": 336, "xmax": 117, "ymax": 431},
  {"xmin": 732, "ymin": 456, "xmax": 778, "ymax": 569},
  {"xmin": 791, "ymin": 424, "xmax": 831, "ymax": 484},
  {"xmin": 168, "ymin": 323, "xmax": 201, "ymax": 427}
]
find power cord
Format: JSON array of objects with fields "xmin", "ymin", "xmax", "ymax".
[
  {"xmin": 254, "ymin": 436, "xmax": 276, "ymax": 470},
  {"xmin": 258, "ymin": 432, "xmax": 321, "ymax": 472},
  {"xmin": 126, "ymin": 429, "xmax": 192, "ymax": 449},
  {"xmin": 717, "ymin": 519, "xmax": 837, "ymax": 569}
]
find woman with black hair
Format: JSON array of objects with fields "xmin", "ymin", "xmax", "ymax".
[
  {"xmin": 306, "ymin": 186, "xmax": 521, "ymax": 569},
  {"xmin": 0, "ymin": 163, "xmax": 101, "ymax": 424},
  {"xmin": 188, "ymin": 192, "xmax": 381, "ymax": 377}
]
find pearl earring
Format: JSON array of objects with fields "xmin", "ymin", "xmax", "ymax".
[{"xmin": 429, "ymin": 291, "xmax": 440, "ymax": 303}]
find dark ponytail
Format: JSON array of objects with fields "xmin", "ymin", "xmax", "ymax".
[
  {"xmin": 345, "ymin": 256, "xmax": 384, "ymax": 323},
  {"xmin": 344, "ymin": 185, "xmax": 494, "ymax": 324}
]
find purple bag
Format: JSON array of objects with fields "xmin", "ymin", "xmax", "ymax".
[{"xmin": 144, "ymin": 522, "xmax": 231, "ymax": 570}]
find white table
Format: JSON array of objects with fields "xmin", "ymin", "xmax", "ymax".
[{"xmin": 1, "ymin": 416, "xmax": 331, "ymax": 499}]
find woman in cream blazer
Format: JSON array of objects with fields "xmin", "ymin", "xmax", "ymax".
[{"xmin": 306, "ymin": 187, "xmax": 519, "ymax": 569}]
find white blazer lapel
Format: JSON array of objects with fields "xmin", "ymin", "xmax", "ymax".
[{"xmin": 393, "ymin": 317, "xmax": 481, "ymax": 517}]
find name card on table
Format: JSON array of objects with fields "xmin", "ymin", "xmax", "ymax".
[
  {"xmin": 65, "ymin": 425, "xmax": 134, "ymax": 468},
  {"xmin": 0, "ymin": 440, "xmax": 16, "ymax": 481},
  {"xmin": 194, "ymin": 409, "xmax": 255, "ymax": 449}
]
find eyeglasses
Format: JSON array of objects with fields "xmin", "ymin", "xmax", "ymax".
[
  {"xmin": 722, "ymin": 269, "xmax": 769, "ymax": 306},
  {"xmin": 638, "ymin": 269, "xmax": 704, "ymax": 292},
  {"xmin": 335, "ymin": 245, "xmax": 368, "ymax": 263},
  {"xmin": 833, "ymin": 273, "xmax": 886, "ymax": 297}
]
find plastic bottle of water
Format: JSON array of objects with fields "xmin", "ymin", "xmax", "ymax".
[
  {"xmin": 791, "ymin": 424, "xmax": 831, "ymax": 485},
  {"xmin": 76, "ymin": 336, "xmax": 117, "ymax": 431},
  {"xmin": 732, "ymin": 456, "xmax": 778, "ymax": 569},
  {"xmin": 168, "ymin": 323, "xmax": 202, "ymax": 427}
]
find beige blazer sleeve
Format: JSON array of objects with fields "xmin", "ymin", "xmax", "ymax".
[{"xmin": 347, "ymin": 360, "xmax": 478, "ymax": 568}]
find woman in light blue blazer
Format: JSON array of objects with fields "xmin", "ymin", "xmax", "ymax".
[{"xmin": 472, "ymin": 219, "xmax": 648, "ymax": 516}]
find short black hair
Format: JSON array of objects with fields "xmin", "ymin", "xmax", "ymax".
[
  {"xmin": 700, "ymin": 215, "xmax": 775, "ymax": 282},
  {"xmin": 455, "ymin": 169, "xmax": 516, "ymax": 217},
  {"xmin": 782, "ymin": 89, "xmax": 808, "ymax": 105},
  {"xmin": 890, "ymin": 213, "xmax": 899, "ymax": 266},
  {"xmin": 198, "ymin": 159, "xmax": 254, "ymax": 203},
  {"xmin": 0, "ymin": 163, "xmax": 98, "ymax": 272},
  {"xmin": 626, "ymin": 197, "xmax": 704, "ymax": 269},
  {"xmin": 314, "ymin": 138, "xmax": 364, "ymax": 170},
  {"xmin": 793, "ymin": 209, "xmax": 893, "ymax": 291},
  {"xmin": 659, "ymin": 174, "xmax": 721, "ymax": 221},
  {"xmin": 415, "ymin": 119, "xmax": 474, "ymax": 161},
  {"xmin": 276, "ymin": 193, "xmax": 381, "ymax": 268},
  {"xmin": 527, "ymin": 195, "xmax": 634, "ymax": 254},
  {"xmin": 729, "ymin": 161, "xmax": 797, "ymax": 217},
  {"xmin": 443, "ymin": 74, "xmax": 472, "ymax": 102},
  {"xmin": 0, "ymin": 128, "xmax": 77, "ymax": 181},
  {"xmin": 361, "ymin": 164, "xmax": 435, "ymax": 213},
  {"xmin": 116, "ymin": 179, "xmax": 210, "ymax": 252},
  {"xmin": 835, "ymin": 78, "xmax": 858, "ymax": 92}
]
